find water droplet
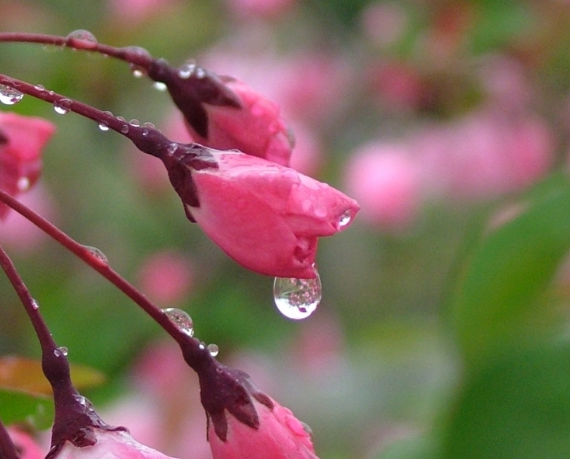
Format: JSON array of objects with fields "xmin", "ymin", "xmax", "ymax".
[
  {"xmin": 125, "ymin": 46, "xmax": 151, "ymax": 77},
  {"xmin": 195, "ymin": 67, "xmax": 206, "ymax": 79},
  {"xmin": 273, "ymin": 269, "xmax": 322, "ymax": 320},
  {"xmin": 164, "ymin": 308, "xmax": 194, "ymax": 336},
  {"xmin": 54, "ymin": 346, "xmax": 68, "ymax": 357},
  {"xmin": 0, "ymin": 85, "xmax": 24, "ymax": 105},
  {"xmin": 121, "ymin": 124, "xmax": 129, "ymax": 134},
  {"xmin": 207, "ymin": 343, "xmax": 219, "ymax": 357},
  {"xmin": 337, "ymin": 210, "xmax": 353, "ymax": 229},
  {"xmin": 153, "ymin": 81, "xmax": 167, "ymax": 91},
  {"xmin": 17, "ymin": 177, "xmax": 30, "ymax": 191},
  {"xmin": 142, "ymin": 121, "xmax": 155, "ymax": 129},
  {"xmin": 83, "ymin": 245, "xmax": 108, "ymax": 265},
  {"xmin": 54, "ymin": 98, "xmax": 72, "ymax": 114},
  {"xmin": 66, "ymin": 29, "xmax": 98, "ymax": 50},
  {"xmin": 34, "ymin": 84, "xmax": 45, "ymax": 92},
  {"xmin": 98, "ymin": 122, "xmax": 109, "ymax": 131},
  {"xmin": 31, "ymin": 299, "xmax": 39, "ymax": 310},
  {"xmin": 129, "ymin": 119, "xmax": 140, "ymax": 127},
  {"xmin": 167, "ymin": 143, "xmax": 178, "ymax": 156},
  {"xmin": 178, "ymin": 60, "xmax": 196, "ymax": 79}
]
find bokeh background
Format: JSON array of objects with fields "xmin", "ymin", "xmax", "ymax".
[{"xmin": 2, "ymin": 1, "xmax": 570, "ymax": 458}]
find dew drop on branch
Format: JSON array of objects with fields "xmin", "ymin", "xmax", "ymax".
[
  {"xmin": 82, "ymin": 245, "xmax": 108, "ymax": 265},
  {"xmin": 66, "ymin": 29, "xmax": 98, "ymax": 50},
  {"xmin": 54, "ymin": 346, "xmax": 68, "ymax": 357},
  {"xmin": 164, "ymin": 308, "xmax": 194, "ymax": 336},
  {"xmin": 54, "ymin": 99, "xmax": 72, "ymax": 115},
  {"xmin": 207, "ymin": 343, "xmax": 219, "ymax": 357},
  {"xmin": 273, "ymin": 269, "xmax": 322, "ymax": 320},
  {"xmin": 0, "ymin": 85, "xmax": 24, "ymax": 105}
]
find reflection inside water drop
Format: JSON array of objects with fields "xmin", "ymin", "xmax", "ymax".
[
  {"xmin": 273, "ymin": 269, "xmax": 322, "ymax": 320},
  {"xmin": 164, "ymin": 308, "xmax": 194, "ymax": 336}
]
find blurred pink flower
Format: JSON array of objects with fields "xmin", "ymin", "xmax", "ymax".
[
  {"xmin": 416, "ymin": 109, "xmax": 553, "ymax": 199},
  {"xmin": 367, "ymin": 61, "xmax": 428, "ymax": 113},
  {"xmin": 8, "ymin": 428, "xmax": 45, "ymax": 459},
  {"xmin": 137, "ymin": 251, "xmax": 194, "ymax": 305},
  {"xmin": 0, "ymin": 184, "xmax": 58, "ymax": 253},
  {"xmin": 208, "ymin": 396, "xmax": 319, "ymax": 459},
  {"xmin": 166, "ymin": 149, "xmax": 359, "ymax": 278},
  {"xmin": 345, "ymin": 142, "xmax": 421, "ymax": 230},
  {"xmin": 360, "ymin": 2, "xmax": 408, "ymax": 48},
  {"xmin": 0, "ymin": 112, "xmax": 55, "ymax": 218},
  {"xmin": 53, "ymin": 429, "xmax": 181, "ymax": 459},
  {"xmin": 224, "ymin": 0, "xmax": 297, "ymax": 20},
  {"xmin": 107, "ymin": 0, "xmax": 180, "ymax": 25}
]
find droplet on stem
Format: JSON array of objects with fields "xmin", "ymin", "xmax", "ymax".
[
  {"xmin": 0, "ymin": 85, "xmax": 24, "ymax": 105},
  {"xmin": 54, "ymin": 346, "xmax": 68, "ymax": 357},
  {"xmin": 83, "ymin": 245, "xmax": 108, "ymax": 265},
  {"xmin": 207, "ymin": 343, "xmax": 219, "ymax": 357},
  {"xmin": 273, "ymin": 268, "xmax": 322, "ymax": 320},
  {"xmin": 164, "ymin": 308, "xmax": 194, "ymax": 337},
  {"xmin": 54, "ymin": 98, "xmax": 72, "ymax": 115},
  {"xmin": 66, "ymin": 29, "xmax": 98, "ymax": 50}
]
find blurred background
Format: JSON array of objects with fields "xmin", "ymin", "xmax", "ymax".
[{"xmin": 1, "ymin": 1, "xmax": 570, "ymax": 458}]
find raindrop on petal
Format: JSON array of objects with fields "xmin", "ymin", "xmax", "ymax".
[
  {"xmin": 17, "ymin": 177, "xmax": 30, "ymax": 191},
  {"xmin": 337, "ymin": 210, "xmax": 353, "ymax": 229},
  {"xmin": 164, "ymin": 308, "xmax": 194, "ymax": 336},
  {"xmin": 273, "ymin": 268, "xmax": 322, "ymax": 320}
]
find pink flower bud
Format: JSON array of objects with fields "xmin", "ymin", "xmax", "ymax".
[
  {"xmin": 208, "ymin": 396, "xmax": 319, "ymax": 459},
  {"xmin": 8, "ymin": 428, "xmax": 45, "ymax": 459},
  {"xmin": 0, "ymin": 112, "xmax": 55, "ymax": 218},
  {"xmin": 53, "ymin": 429, "xmax": 180, "ymax": 459},
  {"xmin": 184, "ymin": 77, "xmax": 294, "ymax": 167},
  {"xmin": 165, "ymin": 149, "xmax": 359, "ymax": 278}
]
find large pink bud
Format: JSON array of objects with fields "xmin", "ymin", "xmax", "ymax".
[
  {"xmin": 208, "ymin": 396, "xmax": 319, "ymax": 459},
  {"xmin": 53, "ymin": 429, "xmax": 181, "ymax": 459},
  {"xmin": 0, "ymin": 112, "xmax": 55, "ymax": 218},
  {"xmin": 163, "ymin": 148, "xmax": 359, "ymax": 278}
]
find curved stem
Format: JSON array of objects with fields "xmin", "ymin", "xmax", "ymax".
[
  {"xmin": 0, "ymin": 244, "xmax": 58, "ymax": 355},
  {"xmin": 0, "ymin": 189, "xmax": 209, "ymax": 368},
  {"xmin": 0, "ymin": 32, "xmax": 154, "ymax": 71}
]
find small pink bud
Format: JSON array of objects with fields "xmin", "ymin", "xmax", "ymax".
[
  {"xmin": 0, "ymin": 112, "xmax": 55, "ymax": 218},
  {"xmin": 184, "ymin": 77, "xmax": 294, "ymax": 167},
  {"xmin": 164, "ymin": 149, "xmax": 359, "ymax": 278},
  {"xmin": 208, "ymin": 396, "xmax": 319, "ymax": 459},
  {"xmin": 8, "ymin": 428, "xmax": 45, "ymax": 459},
  {"xmin": 53, "ymin": 429, "xmax": 180, "ymax": 459}
]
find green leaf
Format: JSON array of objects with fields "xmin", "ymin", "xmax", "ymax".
[
  {"xmin": 451, "ymin": 181, "xmax": 570, "ymax": 366},
  {"xmin": 441, "ymin": 342, "xmax": 570, "ymax": 459},
  {"xmin": 375, "ymin": 435, "xmax": 440, "ymax": 459},
  {"xmin": 0, "ymin": 389, "xmax": 54, "ymax": 430}
]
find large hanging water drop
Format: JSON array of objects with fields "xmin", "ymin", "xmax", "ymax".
[
  {"xmin": 164, "ymin": 308, "xmax": 194, "ymax": 336},
  {"xmin": 54, "ymin": 98, "xmax": 72, "ymax": 115},
  {"xmin": 0, "ymin": 85, "xmax": 24, "ymax": 105},
  {"xmin": 273, "ymin": 269, "xmax": 322, "ymax": 320}
]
